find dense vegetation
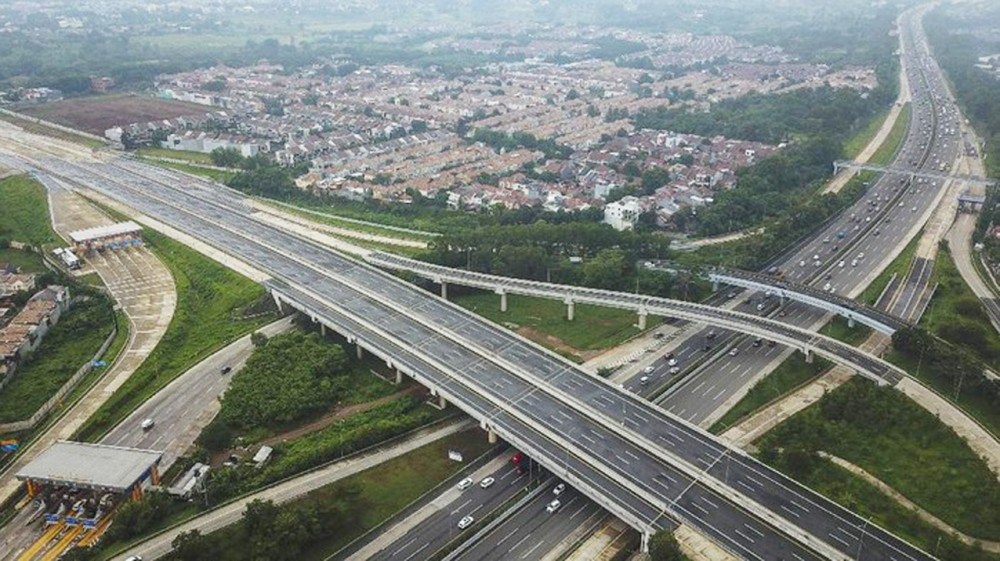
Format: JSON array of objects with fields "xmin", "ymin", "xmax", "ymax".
[
  {"xmin": 469, "ymin": 128, "xmax": 573, "ymax": 160},
  {"xmin": 217, "ymin": 332, "xmax": 348, "ymax": 430},
  {"xmin": 634, "ymin": 87, "xmax": 883, "ymax": 145},
  {"xmin": 203, "ymin": 397, "xmax": 445, "ymax": 504},
  {"xmin": 891, "ymin": 327, "xmax": 1000, "ymax": 432},
  {"xmin": 77, "ymin": 226, "xmax": 273, "ymax": 441},
  {"xmin": 114, "ymin": 429, "xmax": 493, "ymax": 561},
  {"xmin": 672, "ymin": 137, "xmax": 843, "ymax": 235},
  {"xmin": 759, "ymin": 378, "xmax": 1000, "ymax": 541},
  {"xmin": 0, "ymin": 174, "xmax": 59, "ymax": 247}
]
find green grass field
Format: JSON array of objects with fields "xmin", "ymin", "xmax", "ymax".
[
  {"xmin": 76, "ymin": 226, "xmax": 274, "ymax": 441},
  {"xmin": 709, "ymin": 353, "xmax": 830, "ymax": 434},
  {"xmin": 759, "ymin": 378, "xmax": 1000, "ymax": 541},
  {"xmin": 143, "ymin": 158, "xmax": 237, "ymax": 183},
  {"xmin": 260, "ymin": 200, "xmax": 438, "ymax": 243},
  {"xmin": 843, "ymin": 107, "xmax": 890, "ymax": 159},
  {"xmin": 0, "ymin": 296, "xmax": 116, "ymax": 423},
  {"xmin": 770, "ymin": 458, "xmax": 1000, "ymax": 561},
  {"xmin": 137, "ymin": 147, "xmax": 215, "ymax": 165},
  {"xmin": 0, "ymin": 248, "xmax": 48, "ymax": 274},
  {"xmin": 818, "ymin": 316, "xmax": 872, "ymax": 346},
  {"xmin": 453, "ymin": 290, "xmax": 657, "ymax": 361},
  {"xmin": 298, "ymin": 428, "xmax": 495, "ymax": 560},
  {"xmin": 868, "ymin": 103, "xmax": 911, "ymax": 167},
  {"xmin": 920, "ymin": 246, "xmax": 1000, "ymax": 364},
  {"xmin": 0, "ymin": 174, "xmax": 59, "ymax": 246},
  {"xmin": 858, "ymin": 231, "xmax": 921, "ymax": 305}
]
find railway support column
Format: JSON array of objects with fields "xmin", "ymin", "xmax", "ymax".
[
  {"xmin": 356, "ymin": 344, "xmax": 364, "ymax": 360},
  {"xmin": 804, "ymin": 348, "xmax": 814, "ymax": 364},
  {"xmin": 437, "ymin": 394, "xmax": 447, "ymax": 409},
  {"xmin": 488, "ymin": 429, "xmax": 498, "ymax": 444},
  {"xmin": 320, "ymin": 323, "xmax": 327, "ymax": 337},
  {"xmin": 712, "ymin": 279, "xmax": 719, "ymax": 292},
  {"xmin": 565, "ymin": 298, "xmax": 575, "ymax": 321},
  {"xmin": 271, "ymin": 292, "xmax": 284, "ymax": 314},
  {"xmin": 637, "ymin": 308, "xmax": 648, "ymax": 330},
  {"xmin": 640, "ymin": 530, "xmax": 651, "ymax": 552},
  {"xmin": 440, "ymin": 281, "xmax": 448, "ymax": 300},
  {"xmin": 847, "ymin": 316, "xmax": 856, "ymax": 328},
  {"xmin": 497, "ymin": 290, "xmax": 508, "ymax": 312},
  {"xmin": 395, "ymin": 369, "xmax": 403, "ymax": 385}
]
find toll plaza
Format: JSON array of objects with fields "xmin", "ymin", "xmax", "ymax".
[
  {"xmin": 14, "ymin": 441, "xmax": 163, "ymax": 561},
  {"xmin": 68, "ymin": 221, "xmax": 143, "ymax": 253}
]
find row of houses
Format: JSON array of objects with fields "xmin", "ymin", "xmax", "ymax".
[{"xmin": 0, "ymin": 286, "xmax": 71, "ymax": 385}]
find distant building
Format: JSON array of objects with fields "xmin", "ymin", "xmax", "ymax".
[
  {"xmin": 604, "ymin": 196, "xmax": 642, "ymax": 231},
  {"xmin": 0, "ymin": 286, "xmax": 71, "ymax": 381}
]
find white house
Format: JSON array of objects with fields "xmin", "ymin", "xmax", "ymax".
[{"xmin": 604, "ymin": 196, "xmax": 642, "ymax": 231}]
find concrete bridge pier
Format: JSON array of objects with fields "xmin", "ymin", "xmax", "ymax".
[
  {"xmin": 395, "ymin": 368, "xmax": 403, "ymax": 385},
  {"xmin": 565, "ymin": 298, "xmax": 575, "ymax": 321},
  {"xmin": 320, "ymin": 323, "xmax": 327, "ymax": 337},
  {"xmin": 496, "ymin": 289, "xmax": 508, "ymax": 312},
  {"xmin": 488, "ymin": 429, "xmax": 498, "ymax": 444},
  {"xmin": 804, "ymin": 348, "xmax": 814, "ymax": 364},
  {"xmin": 847, "ymin": 316, "xmax": 856, "ymax": 328},
  {"xmin": 356, "ymin": 344, "xmax": 364, "ymax": 360},
  {"xmin": 637, "ymin": 308, "xmax": 648, "ymax": 330},
  {"xmin": 640, "ymin": 530, "xmax": 651, "ymax": 552},
  {"xmin": 712, "ymin": 279, "xmax": 719, "ymax": 292},
  {"xmin": 440, "ymin": 281, "xmax": 448, "ymax": 299},
  {"xmin": 271, "ymin": 292, "xmax": 284, "ymax": 314}
]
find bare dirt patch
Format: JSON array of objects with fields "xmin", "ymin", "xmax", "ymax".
[{"xmin": 18, "ymin": 94, "xmax": 210, "ymax": 134}]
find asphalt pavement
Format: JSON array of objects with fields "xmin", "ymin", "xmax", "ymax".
[{"xmin": 101, "ymin": 317, "xmax": 294, "ymax": 471}]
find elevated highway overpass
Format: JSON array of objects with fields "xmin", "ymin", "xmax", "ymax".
[
  {"xmin": 0, "ymin": 145, "xmax": 936, "ymax": 560},
  {"xmin": 706, "ymin": 268, "xmax": 910, "ymax": 335},
  {"xmin": 366, "ymin": 252, "xmax": 907, "ymax": 385}
]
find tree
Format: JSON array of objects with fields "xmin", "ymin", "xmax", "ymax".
[
  {"xmin": 251, "ymin": 331, "xmax": 269, "ymax": 348},
  {"xmin": 210, "ymin": 147, "xmax": 244, "ymax": 168},
  {"xmin": 648, "ymin": 530, "xmax": 683, "ymax": 561},
  {"xmin": 301, "ymin": 93, "xmax": 319, "ymax": 106},
  {"xmin": 583, "ymin": 249, "xmax": 629, "ymax": 290},
  {"xmin": 172, "ymin": 529, "xmax": 215, "ymax": 561},
  {"xmin": 565, "ymin": 88, "xmax": 580, "ymax": 101}
]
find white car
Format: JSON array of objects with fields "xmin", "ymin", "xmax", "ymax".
[
  {"xmin": 838, "ymin": 260, "xmax": 845, "ymax": 268},
  {"xmin": 480, "ymin": 477, "xmax": 495, "ymax": 489},
  {"xmin": 728, "ymin": 348, "xmax": 739, "ymax": 357},
  {"xmin": 639, "ymin": 376, "xmax": 650, "ymax": 385},
  {"xmin": 457, "ymin": 478, "xmax": 474, "ymax": 490},
  {"xmin": 643, "ymin": 366, "xmax": 655, "ymax": 374},
  {"xmin": 667, "ymin": 358, "xmax": 678, "ymax": 366},
  {"xmin": 141, "ymin": 418, "xmax": 155, "ymax": 431},
  {"xmin": 547, "ymin": 499, "xmax": 562, "ymax": 513},
  {"xmin": 553, "ymin": 483, "xmax": 566, "ymax": 496},
  {"xmin": 668, "ymin": 366, "xmax": 681, "ymax": 374},
  {"xmin": 458, "ymin": 515, "xmax": 475, "ymax": 529}
]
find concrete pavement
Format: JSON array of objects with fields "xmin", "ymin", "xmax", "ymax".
[{"xmin": 110, "ymin": 420, "xmax": 473, "ymax": 561}]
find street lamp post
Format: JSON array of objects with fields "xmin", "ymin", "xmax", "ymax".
[{"xmin": 856, "ymin": 515, "xmax": 873, "ymax": 561}]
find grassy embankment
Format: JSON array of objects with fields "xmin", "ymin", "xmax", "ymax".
[
  {"xmin": 136, "ymin": 147, "xmax": 214, "ymax": 165},
  {"xmin": 0, "ymin": 174, "xmax": 59, "ymax": 246},
  {"xmin": 759, "ymin": 378, "xmax": 1000, "ymax": 555},
  {"xmin": 76, "ymin": 225, "xmax": 275, "ymax": 441},
  {"xmin": 453, "ymin": 290, "xmax": 659, "ymax": 362}
]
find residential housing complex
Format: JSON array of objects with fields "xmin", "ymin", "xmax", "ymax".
[{"xmin": 90, "ymin": 23, "xmax": 868, "ymax": 221}]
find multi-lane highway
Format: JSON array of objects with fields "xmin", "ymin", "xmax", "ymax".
[
  {"xmin": 636, "ymin": 3, "xmax": 965, "ymax": 426},
  {"xmin": 0, "ymin": 139, "xmax": 936, "ymax": 560}
]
